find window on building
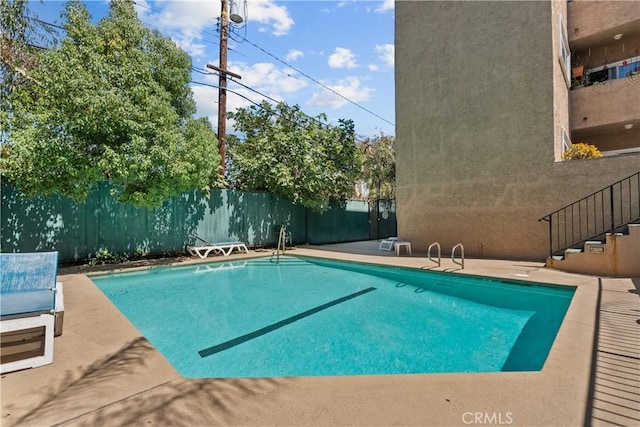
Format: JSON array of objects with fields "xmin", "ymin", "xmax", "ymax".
[
  {"xmin": 558, "ymin": 15, "xmax": 571, "ymax": 87},
  {"xmin": 561, "ymin": 127, "xmax": 572, "ymax": 152}
]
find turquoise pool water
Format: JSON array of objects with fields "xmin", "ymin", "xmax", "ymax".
[{"xmin": 91, "ymin": 256, "xmax": 575, "ymax": 378}]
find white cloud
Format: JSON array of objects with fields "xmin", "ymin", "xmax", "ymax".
[
  {"xmin": 285, "ymin": 49, "xmax": 304, "ymax": 62},
  {"xmin": 376, "ymin": 0, "xmax": 395, "ymax": 14},
  {"xmin": 132, "ymin": 0, "xmax": 151, "ymax": 19},
  {"xmin": 307, "ymin": 77, "xmax": 372, "ymax": 109},
  {"xmin": 368, "ymin": 64, "xmax": 380, "ymax": 72},
  {"xmin": 249, "ymin": 0, "xmax": 294, "ymax": 36},
  {"xmin": 191, "ymin": 83, "xmax": 259, "ymax": 133},
  {"xmin": 191, "ymin": 85, "xmax": 219, "ymax": 122},
  {"xmin": 135, "ymin": 0, "xmax": 216, "ymax": 58},
  {"xmin": 328, "ymin": 47, "xmax": 358, "ymax": 69},
  {"xmin": 138, "ymin": 1, "xmax": 293, "ymax": 58},
  {"xmin": 375, "ymin": 44, "xmax": 394, "ymax": 68},
  {"xmin": 228, "ymin": 60, "xmax": 308, "ymax": 95}
]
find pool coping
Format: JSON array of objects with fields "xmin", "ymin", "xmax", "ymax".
[{"xmin": 1, "ymin": 246, "xmax": 605, "ymax": 426}]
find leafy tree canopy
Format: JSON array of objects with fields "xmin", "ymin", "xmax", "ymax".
[
  {"xmin": 228, "ymin": 101, "xmax": 362, "ymax": 211},
  {"xmin": 1, "ymin": 0, "xmax": 56, "ymax": 137},
  {"xmin": 358, "ymin": 134, "xmax": 395, "ymax": 200},
  {"xmin": 1, "ymin": 0, "xmax": 223, "ymax": 207}
]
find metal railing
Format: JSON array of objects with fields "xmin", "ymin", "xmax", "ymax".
[
  {"xmin": 451, "ymin": 243, "xmax": 464, "ymax": 269},
  {"xmin": 539, "ymin": 171, "xmax": 640, "ymax": 257},
  {"xmin": 426, "ymin": 242, "xmax": 441, "ymax": 267},
  {"xmin": 271, "ymin": 226, "xmax": 288, "ymax": 263}
]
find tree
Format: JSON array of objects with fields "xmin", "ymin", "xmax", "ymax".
[
  {"xmin": 1, "ymin": 0, "xmax": 223, "ymax": 207},
  {"xmin": 228, "ymin": 101, "xmax": 362, "ymax": 211},
  {"xmin": 359, "ymin": 134, "xmax": 395, "ymax": 200},
  {"xmin": 1, "ymin": 0, "xmax": 56, "ymax": 142}
]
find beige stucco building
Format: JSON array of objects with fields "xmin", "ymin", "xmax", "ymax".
[{"xmin": 395, "ymin": 0, "xmax": 639, "ymax": 262}]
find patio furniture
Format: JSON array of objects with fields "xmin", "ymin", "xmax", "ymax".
[
  {"xmin": 379, "ymin": 237, "xmax": 398, "ymax": 251},
  {"xmin": 394, "ymin": 241, "xmax": 412, "ymax": 256},
  {"xmin": 187, "ymin": 235, "xmax": 249, "ymax": 258},
  {"xmin": 1, "ymin": 252, "xmax": 60, "ymax": 374}
]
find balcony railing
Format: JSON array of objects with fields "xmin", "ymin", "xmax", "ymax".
[{"xmin": 570, "ymin": 74, "xmax": 640, "ymax": 131}]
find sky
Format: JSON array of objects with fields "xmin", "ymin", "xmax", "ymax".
[{"xmin": 31, "ymin": 0, "xmax": 396, "ymax": 138}]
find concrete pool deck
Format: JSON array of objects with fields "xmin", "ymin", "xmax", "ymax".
[{"xmin": 2, "ymin": 242, "xmax": 638, "ymax": 426}]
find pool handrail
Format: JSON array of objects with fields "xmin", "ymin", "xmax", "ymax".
[
  {"xmin": 451, "ymin": 243, "xmax": 464, "ymax": 269},
  {"xmin": 427, "ymin": 242, "xmax": 441, "ymax": 267},
  {"xmin": 271, "ymin": 226, "xmax": 288, "ymax": 263}
]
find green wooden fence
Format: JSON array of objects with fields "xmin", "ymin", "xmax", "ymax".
[{"xmin": 0, "ymin": 183, "xmax": 385, "ymax": 262}]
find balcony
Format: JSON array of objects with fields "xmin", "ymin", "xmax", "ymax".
[
  {"xmin": 570, "ymin": 75, "xmax": 640, "ymax": 153},
  {"xmin": 568, "ymin": 1, "xmax": 640, "ymax": 71}
]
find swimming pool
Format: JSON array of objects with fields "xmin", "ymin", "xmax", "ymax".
[{"xmin": 91, "ymin": 256, "xmax": 575, "ymax": 378}]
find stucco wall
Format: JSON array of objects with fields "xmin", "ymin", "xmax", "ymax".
[{"xmin": 395, "ymin": 0, "xmax": 640, "ymax": 261}]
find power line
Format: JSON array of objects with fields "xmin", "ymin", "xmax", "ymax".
[
  {"xmin": 191, "ymin": 66, "xmax": 377, "ymax": 143},
  {"xmin": 192, "ymin": 66, "xmax": 352, "ymax": 134},
  {"xmin": 191, "ymin": 77, "xmax": 368, "ymax": 145},
  {"xmin": 189, "ymin": 79, "xmax": 340, "ymax": 135},
  {"xmin": 231, "ymin": 33, "xmax": 395, "ymax": 128},
  {"xmin": 192, "ymin": 66, "xmax": 281, "ymax": 106},
  {"xmin": 25, "ymin": 16, "xmax": 65, "ymax": 31}
]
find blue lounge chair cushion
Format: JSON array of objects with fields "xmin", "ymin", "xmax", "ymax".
[{"xmin": 0, "ymin": 252, "xmax": 58, "ymax": 316}]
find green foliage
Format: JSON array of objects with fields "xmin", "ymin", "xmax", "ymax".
[
  {"xmin": 562, "ymin": 143, "xmax": 603, "ymax": 160},
  {"xmin": 228, "ymin": 101, "xmax": 362, "ymax": 211},
  {"xmin": 358, "ymin": 134, "xmax": 395, "ymax": 200},
  {"xmin": 86, "ymin": 245, "xmax": 148, "ymax": 266},
  {"xmin": 2, "ymin": 0, "xmax": 223, "ymax": 207},
  {"xmin": 1, "ymin": 0, "xmax": 56, "ymax": 140},
  {"xmin": 87, "ymin": 249, "xmax": 128, "ymax": 266}
]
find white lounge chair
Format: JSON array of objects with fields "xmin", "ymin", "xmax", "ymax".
[
  {"xmin": 1, "ymin": 252, "xmax": 60, "ymax": 374},
  {"xmin": 186, "ymin": 235, "xmax": 249, "ymax": 259},
  {"xmin": 379, "ymin": 237, "xmax": 398, "ymax": 251}
]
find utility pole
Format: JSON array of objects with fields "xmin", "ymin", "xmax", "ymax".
[
  {"xmin": 217, "ymin": 0, "xmax": 229, "ymax": 178},
  {"xmin": 214, "ymin": 0, "xmax": 243, "ymax": 179}
]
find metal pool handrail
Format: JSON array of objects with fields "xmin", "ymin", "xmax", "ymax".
[
  {"xmin": 271, "ymin": 226, "xmax": 287, "ymax": 263},
  {"xmin": 451, "ymin": 243, "xmax": 464, "ymax": 269},
  {"xmin": 427, "ymin": 242, "xmax": 441, "ymax": 267}
]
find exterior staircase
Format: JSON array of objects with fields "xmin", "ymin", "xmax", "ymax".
[
  {"xmin": 546, "ymin": 224, "xmax": 640, "ymax": 277},
  {"xmin": 540, "ymin": 172, "xmax": 640, "ymax": 277}
]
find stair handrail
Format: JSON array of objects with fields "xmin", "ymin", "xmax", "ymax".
[
  {"xmin": 451, "ymin": 243, "xmax": 464, "ymax": 269},
  {"xmin": 538, "ymin": 171, "xmax": 640, "ymax": 257},
  {"xmin": 427, "ymin": 242, "xmax": 441, "ymax": 267}
]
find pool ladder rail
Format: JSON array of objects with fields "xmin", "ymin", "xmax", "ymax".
[
  {"xmin": 425, "ymin": 242, "xmax": 464, "ymax": 270},
  {"xmin": 427, "ymin": 242, "xmax": 441, "ymax": 267},
  {"xmin": 451, "ymin": 243, "xmax": 464, "ymax": 269},
  {"xmin": 271, "ymin": 226, "xmax": 288, "ymax": 263}
]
